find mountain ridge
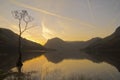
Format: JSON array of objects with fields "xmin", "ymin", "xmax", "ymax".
[
  {"xmin": 45, "ymin": 36, "xmax": 102, "ymax": 50},
  {"xmin": 0, "ymin": 28, "xmax": 45, "ymax": 52},
  {"xmin": 45, "ymin": 26, "xmax": 120, "ymax": 52},
  {"xmin": 85, "ymin": 26, "xmax": 120, "ymax": 52}
]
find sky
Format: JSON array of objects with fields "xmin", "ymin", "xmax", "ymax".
[{"xmin": 0, "ymin": 0, "xmax": 120, "ymax": 45}]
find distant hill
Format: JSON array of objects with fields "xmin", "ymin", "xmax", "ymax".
[
  {"xmin": 0, "ymin": 28, "xmax": 45, "ymax": 52},
  {"xmin": 44, "ymin": 37, "xmax": 101, "ymax": 51},
  {"xmin": 44, "ymin": 37, "xmax": 64, "ymax": 50},
  {"xmin": 85, "ymin": 26, "xmax": 120, "ymax": 52},
  {"xmin": 45, "ymin": 26, "xmax": 120, "ymax": 52}
]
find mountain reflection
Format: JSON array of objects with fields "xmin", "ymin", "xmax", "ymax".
[
  {"xmin": 44, "ymin": 50, "xmax": 120, "ymax": 72},
  {"xmin": 20, "ymin": 51, "xmax": 120, "ymax": 80},
  {"xmin": 2, "ymin": 50, "xmax": 120, "ymax": 80}
]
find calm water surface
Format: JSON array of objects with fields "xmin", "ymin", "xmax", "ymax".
[{"xmin": 6, "ymin": 51, "xmax": 120, "ymax": 80}]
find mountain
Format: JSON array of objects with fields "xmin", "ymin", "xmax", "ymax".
[
  {"xmin": 44, "ymin": 37, "xmax": 64, "ymax": 49},
  {"xmin": 0, "ymin": 28, "xmax": 45, "ymax": 71},
  {"xmin": 0, "ymin": 28, "xmax": 45, "ymax": 52},
  {"xmin": 85, "ymin": 26, "xmax": 120, "ymax": 52},
  {"xmin": 82, "ymin": 37, "xmax": 102, "ymax": 48},
  {"xmin": 44, "ymin": 27, "xmax": 120, "ymax": 72},
  {"xmin": 45, "ymin": 26, "xmax": 120, "ymax": 52},
  {"xmin": 44, "ymin": 37, "xmax": 101, "ymax": 51}
]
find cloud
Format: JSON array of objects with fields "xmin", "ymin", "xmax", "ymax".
[
  {"xmin": 0, "ymin": 15, "xmax": 18, "ymax": 31},
  {"xmin": 41, "ymin": 21, "xmax": 55, "ymax": 39},
  {"xmin": 87, "ymin": 0, "xmax": 96, "ymax": 23},
  {"xmin": 10, "ymin": 0, "xmax": 96, "ymax": 28},
  {"xmin": 10, "ymin": 0, "xmax": 70, "ymax": 19}
]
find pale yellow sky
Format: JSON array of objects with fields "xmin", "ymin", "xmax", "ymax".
[{"xmin": 0, "ymin": 0, "xmax": 120, "ymax": 45}]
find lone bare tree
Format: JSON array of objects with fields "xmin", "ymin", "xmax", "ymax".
[{"xmin": 12, "ymin": 10, "xmax": 33, "ymax": 73}]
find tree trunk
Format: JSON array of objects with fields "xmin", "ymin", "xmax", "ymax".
[
  {"xmin": 18, "ymin": 34, "xmax": 22, "ymax": 61},
  {"xmin": 16, "ymin": 20, "xmax": 23, "ymax": 73},
  {"xmin": 16, "ymin": 34, "xmax": 23, "ymax": 73}
]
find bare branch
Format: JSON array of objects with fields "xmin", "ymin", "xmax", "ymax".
[
  {"xmin": 21, "ymin": 22, "xmax": 28, "ymax": 34},
  {"xmin": 11, "ymin": 10, "xmax": 23, "ymax": 20},
  {"xmin": 26, "ymin": 25, "xmax": 36, "ymax": 30},
  {"xmin": 12, "ymin": 10, "xmax": 34, "ymax": 35},
  {"xmin": 21, "ymin": 25, "xmax": 36, "ymax": 34},
  {"xmin": 22, "ymin": 10, "xmax": 28, "ymax": 17},
  {"xmin": 23, "ymin": 15, "xmax": 33, "ymax": 23}
]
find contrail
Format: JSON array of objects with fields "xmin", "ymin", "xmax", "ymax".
[
  {"xmin": 10, "ymin": 0, "xmax": 73, "ymax": 20},
  {"xmin": 10, "ymin": 0, "xmax": 96, "ymax": 28},
  {"xmin": 87, "ymin": 0, "xmax": 96, "ymax": 24},
  {"xmin": 105, "ymin": 1, "xmax": 120, "ymax": 28},
  {"xmin": 105, "ymin": 15, "xmax": 120, "ymax": 28},
  {"xmin": 0, "ymin": 15, "xmax": 18, "ymax": 31}
]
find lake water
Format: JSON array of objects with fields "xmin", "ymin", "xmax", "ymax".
[{"xmin": 5, "ymin": 51, "xmax": 120, "ymax": 80}]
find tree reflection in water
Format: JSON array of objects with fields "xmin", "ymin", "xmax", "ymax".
[
  {"xmin": 3, "ymin": 70, "xmax": 37, "ymax": 80},
  {"xmin": 2, "ymin": 68, "xmax": 105, "ymax": 80}
]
